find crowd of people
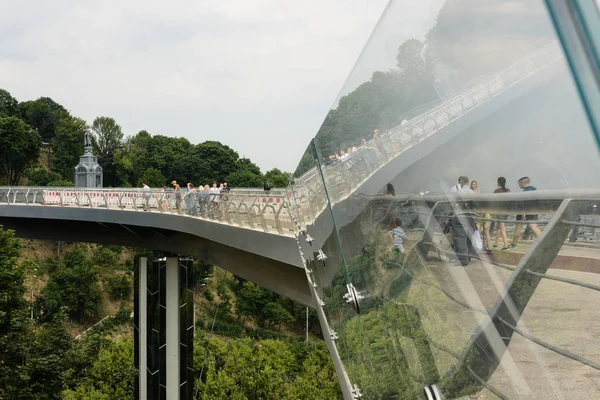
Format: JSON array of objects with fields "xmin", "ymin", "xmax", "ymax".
[
  {"xmin": 447, "ymin": 175, "xmax": 541, "ymax": 265},
  {"xmin": 140, "ymin": 180, "xmax": 231, "ymax": 214},
  {"xmin": 325, "ymin": 129, "xmax": 392, "ymax": 172},
  {"xmin": 381, "ymin": 176, "xmax": 543, "ymax": 267}
]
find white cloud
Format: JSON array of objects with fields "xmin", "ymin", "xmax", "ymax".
[{"xmin": 0, "ymin": 0, "xmax": 391, "ymax": 172}]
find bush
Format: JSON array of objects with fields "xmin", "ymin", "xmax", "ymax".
[
  {"xmin": 103, "ymin": 275, "xmax": 132, "ymax": 300},
  {"xmin": 246, "ymin": 327, "xmax": 286, "ymax": 341},
  {"xmin": 113, "ymin": 308, "xmax": 132, "ymax": 325},
  {"xmin": 211, "ymin": 321, "xmax": 243, "ymax": 338},
  {"xmin": 47, "ymin": 179, "xmax": 74, "ymax": 187},
  {"xmin": 104, "ymin": 245, "xmax": 123, "ymax": 257},
  {"xmin": 24, "ymin": 168, "xmax": 62, "ymax": 186},
  {"xmin": 42, "ymin": 246, "xmax": 101, "ymax": 322},
  {"xmin": 124, "ymin": 259, "xmax": 134, "ymax": 271},
  {"xmin": 92, "ymin": 246, "xmax": 119, "ymax": 268},
  {"xmin": 203, "ymin": 289, "xmax": 214, "ymax": 302}
]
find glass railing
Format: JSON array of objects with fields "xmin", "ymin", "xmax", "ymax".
[{"xmin": 292, "ymin": 0, "xmax": 600, "ymax": 398}]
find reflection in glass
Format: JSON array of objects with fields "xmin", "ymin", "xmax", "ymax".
[{"xmin": 294, "ymin": 0, "xmax": 600, "ymax": 398}]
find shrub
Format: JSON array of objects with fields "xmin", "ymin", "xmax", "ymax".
[
  {"xmin": 92, "ymin": 246, "xmax": 119, "ymax": 268},
  {"xmin": 211, "ymin": 321, "xmax": 243, "ymax": 338},
  {"xmin": 103, "ymin": 275, "xmax": 132, "ymax": 300},
  {"xmin": 203, "ymin": 289, "xmax": 214, "ymax": 302}
]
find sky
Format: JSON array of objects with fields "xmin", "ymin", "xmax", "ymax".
[{"xmin": 0, "ymin": 0, "xmax": 393, "ymax": 172}]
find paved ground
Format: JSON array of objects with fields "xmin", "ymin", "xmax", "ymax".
[{"xmin": 405, "ymin": 254, "xmax": 600, "ymax": 399}]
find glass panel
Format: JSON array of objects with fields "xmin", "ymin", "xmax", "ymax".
[{"xmin": 294, "ymin": 0, "xmax": 600, "ymax": 398}]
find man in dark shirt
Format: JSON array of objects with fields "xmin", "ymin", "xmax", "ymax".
[{"xmin": 511, "ymin": 176, "xmax": 542, "ymax": 248}]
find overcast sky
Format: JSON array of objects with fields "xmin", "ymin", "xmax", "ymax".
[{"xmin": 0, "ymin": 0, "xmax": 394, "ymax": 172}]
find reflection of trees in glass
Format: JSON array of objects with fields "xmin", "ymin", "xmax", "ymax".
[
  {"xmin": 294, "ymin": 0, "xmax": 557, "ymax": 178},
  {"xmin": 321, "ymin": 228, "xmax": 447, "ymax": 399},
  {"xmin": 426, "ymin": 0, "xmax": 554, "ymax": 84},
  {"xmin": 294, "ymin": 37, "xmax": 437, "ymax": 176}
]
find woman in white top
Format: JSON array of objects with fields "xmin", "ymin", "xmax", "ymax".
[{"xmin": 209, "ymin": 182, "xmax": 221, "ymax": 210}]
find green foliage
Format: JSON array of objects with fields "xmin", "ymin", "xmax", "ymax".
[
  {"xmin": 263, "ymin": 302, "xmax": 294, "ymax": 328},
  {"xmin": 193, "ymin": 259, "xmax": 213, "ymax": 286},
  {"xmin": 91, "ymin": 245, "xmax": 119, "ymax": 268},
  {"xmin": 264, "ymin": 168, "xmax": 291, "ymax": 188},
  {"xmin": 62, "ymin": 337, "xmax": 135, "ymax": 400},
  {"xmin": 236, "ymin": 281, "xmax": 269, "ymax": 323},
  {"xmin": 48, "ymin": 179, "xmax": 75, "ymax": 187},
  {"xmin": 24, "ymin": 167, "xmax": 62, "ymax": 186},
  {"xmin": 0, "ymin": 226, "xmax": 30, "ymax": 396},
  {"xmin": 19, "ymin": 97, "xmax": 67, "ymax": 143},
  {"xmin": 194, "ymin": 337, "xmax": 342, "ymax": 399},
  {"xmin": 212, "ymin": 320, "xmax": 244, "ymax": 337},
  {"xmin": 0, "ymin": 116, "xmax": 42, "ymax": 185},
  {"xmin": 42, "ymin": 244, "xmax": 102, "ymax": 322},
  {"xmin": 138, "ymin": 167, "xmax": 166, "ymax": 187},
  {"xmin": 114, "ymin": 131, "xmax": 193, "ymax": 186},
  {"xmin": 50, "ymin": 115, "xmax": 88, "ymax": 180},
  {"xmin": 204, "ymin": 288, "xmax": 214, "ymax": 302},
  {"xmin": 91, "ymin": 116, "xmax": 124, "ymax": 187},
  {"xmin": 227, "ymin": 169, "xmax": 264, "ymax": 188},
  {"xmin": 103, "ymin": 274, "xmax": 132, "ymax": 300},
  {"xmin": 0, "ymin": 88, "xmax": 19, "ymax": 118}
]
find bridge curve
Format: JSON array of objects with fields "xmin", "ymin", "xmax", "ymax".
[{"xmin": 0, "ymin": 189, "xmax": 312, "ymax": 306}]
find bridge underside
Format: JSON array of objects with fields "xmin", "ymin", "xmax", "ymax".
[{"xmin": 0, "ymin": 207, "xmax": 313, "ymax": 307}]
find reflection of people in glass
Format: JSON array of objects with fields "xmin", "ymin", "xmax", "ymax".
[
  {"xmin": 511, "ymin": 176, "xmax": 542, "ymax": 248},
  {"xmin": 470, "ymin": 180, "xmax": 480, "ymax": 194},
  {"xmin": 494, "ymin": 177, "xmax": 511, "ymax": 250},
  {"xmin": 472, "ymin": 180, "xmax": 491, "ymax": 250},
  {"xmin": 390, "ymin": 219, "xmax": 406, "ymax": 262},
  {"xmin": 450, "ymin": 176, "xmax": 474, "ymax": 194},
  {"xmin": 385, "ymin": 182, "xmax": 395, "ymax": 196}
]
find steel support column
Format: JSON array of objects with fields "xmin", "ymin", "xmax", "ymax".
[{"xmin": 135, "ymin": 256, "xmax": 194, "ymax": 400}]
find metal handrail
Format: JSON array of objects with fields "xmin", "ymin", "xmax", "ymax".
[
  {"xmin": 289, "ymin": 41, "xmax": 562, "ymax": 225},
  {"xmin": 0, "ymin": 186, "xmax": 295, "ymax": 236}
]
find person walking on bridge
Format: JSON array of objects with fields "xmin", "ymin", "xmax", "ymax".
[
  {"xmin": 171, "ymin": 180, "xmax": 181, "ymax": 211},
  {"xmin": 493, "ymin": 177, "xmax": 511, "ymax": 251},
  {"xmin": 511, "ymin": 176, "xmax": 542, "ymax": 248},
  {"xmin": 142, "ymin": 183, "xmax": 151, "ymax": 211}
]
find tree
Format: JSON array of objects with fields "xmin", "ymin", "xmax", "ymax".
[
  {"xmin": 263, "ymin": 302, "xmax": 294, "ymax": 329},
  {"xmin": 0, "ymin": 226, "xmax": 30, "ymax": 397},
  {"xmin": 103, "ymin": 275, "xmax": 132, "ymax": 300},
  {"xmin": 17, "ymin": 310, "xmax": 74, "ymax": 399},
  {"xmin": 62, "ymin": 337, "xmax": 135, "ymax": 400},
  {"xmin": 171, "ymin": 141, "xmax": 239, "ymax": 185},
  {"xmin": 227, "ymin": 169, "xmax": 263, "ymax": 188},
  {"xmin": 0, "ymin": 116, "xmax": 42, "ymax": 185},
  {"xmin": 42, "ymin": 245, "xmax": 102, "ymax": 322},
  {"xmin": 236, "ymin": 281, "xmax": 268, "ymax": 325},
  {"xmin": 24, "ymin": 168, "xmax": 62, "ymax": 186},
  {"xmin": 114, "ymin": 132, "xmax": 193, "ymax": 187},
  {"xmin": 236, "ymin": 157, "xmax": 262, "ymax": 176},
  {"xmin": 51, "ymin": 116, "xmax": 88, "ymax": 180},
  {"xmin": 19, "ymin": 97, "xmax": 67, "ymax": 143},
  {"xmin": 0, "ymin": 89, "xmax": 19, "ymax": 118},
  {"xmin": 91, "ymin": 117, "xmax": 124, "ymax": 187},
  {"xmin": 139, "ymin": 167, "xmax": 166, "ymax": 187},
  {"xmin": 396, "ymin": 38, "xmax": 430, "ymax": 79},
  {"xmin": 264, "ymin": 168, "xmax": 291, "ymax": 188}
]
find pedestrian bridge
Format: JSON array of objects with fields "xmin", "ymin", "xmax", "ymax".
[
  {"xmin": 3, "ymin": 36, "xmax": 600, "ymax": 399},
  {"xmin": 0, "ymin": 41, "xmax": 564, "ymax": 307}
]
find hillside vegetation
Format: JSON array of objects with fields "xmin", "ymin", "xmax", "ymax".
[{"xmin": 0, "ymin": 228, "xmax": 342, "ymax": 399}]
